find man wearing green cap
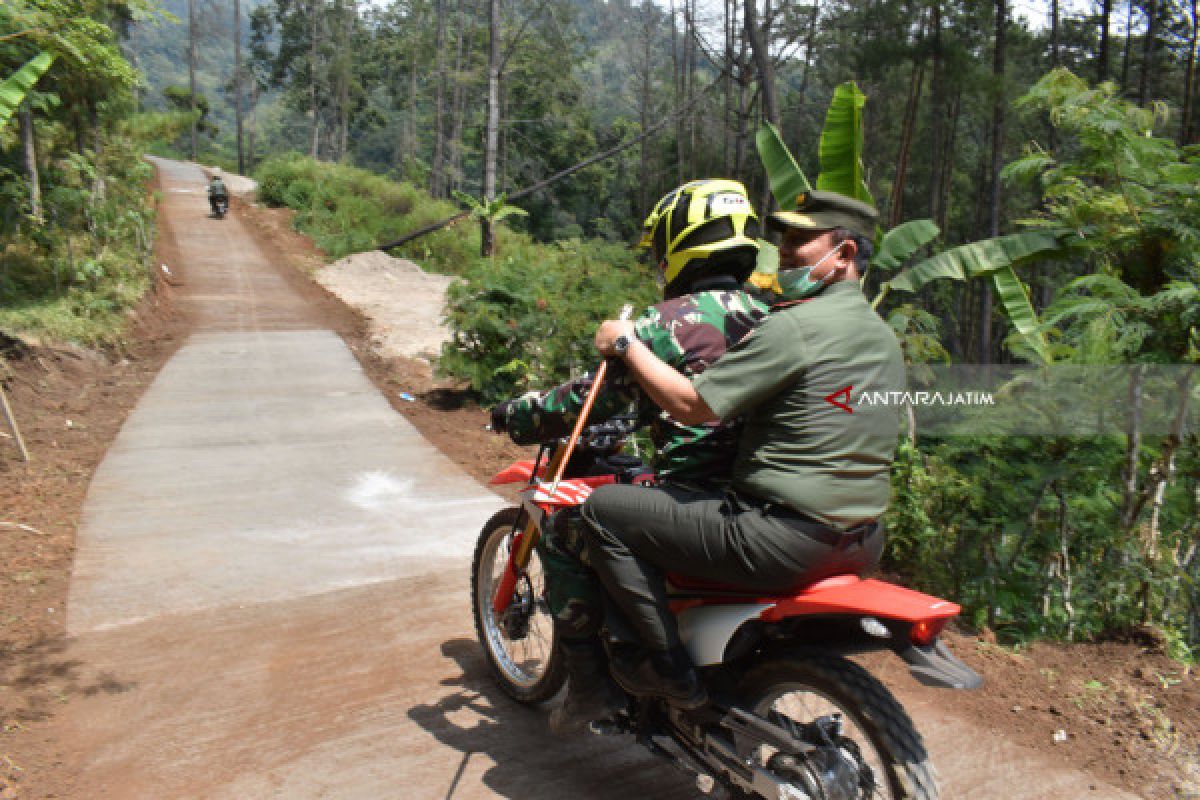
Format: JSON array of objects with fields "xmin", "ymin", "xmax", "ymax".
[{"xmin": 580, "ymin": 189, "xmax": 906, "ymax": 707}]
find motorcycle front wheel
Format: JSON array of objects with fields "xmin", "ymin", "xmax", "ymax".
[
  {"xmin": 471, "ymin": 506, "xmax": 565, "ymax": 704},
  {"xmin": 732, "ymin": 649, "xmax": 939, "ymax": 800}
]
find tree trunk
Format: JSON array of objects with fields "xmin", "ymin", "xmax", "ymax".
[
  {"xmin": 1055, "ymin": 482, "xmax": 1076, "ymax": 641},
  {"xmin": 189, "ymin": 0, "xmax": 198, "ymax": 160},
  {"xmin": 1051, "ymin": 0, "xmax": 1060, "ymax": 66},
  {"xmin": 90, "ymin": 101, "xmax": 106, "ymax": 201},
  {"xmin": 235, "ymin": 0, "xmax": 244, "ymax": 174},
  {"xmin": 928, "ymin": 0, "xmax": 945, "ymax": 221},
  {"xmin": 1119, "ymin": 365, "xmax": 1145, "ymax": 532},
  {"xmin": 1139, "ymin": 0, "xmax": 1158, "ymax": 105},
  {"xmin": 936, "ymin": 88, "xmax": 961, "ymax": 234},
  {"xmin": 1098, "ymin": 0, "xmax": 1112, "ymax": 82},
  {"xmin": 336, "ymin": 0, "xmax": 352, "ymax": 161},
  {"xmin": 482, "ymin": 0, "xmax": 500, "ymax": 256},
  {"xmin": 982, "ymin": 0, "xmax": 1007, "ymax": 363},
  {"xmin": 686, "ymin": 0, "xmax": 697, "ymax": 177},
  {"xmin": 792, "ymin": 1, "xmax": 820, "ymax": 152},
  {"xmin": 1121, "ymin": 0, "xmax": 1135, "ymax": 91},
  {"xmin": 248, "ymin": 80, "xmax": 259, "ymax": 171},
  {"xmin": 638, "ymin": 0, "xmax": 653, "ymax": 214},
  {"xmin": 745, "ymin": 0, "xmax": 778, "ymax": 127},
  {"xmin": 407, "ymin": 9, "xmax": 420, "ymax": 175},
  {"xmin": 19, "ymin": 104, "xmax": 42, "ymax": 223},
  {"xmin": 889, "ymin": 38, "xmax": 925, "ymax": 228},
  {"xmin": 432, "ymin": 0, "xmax": 447, "ymax": 197},
  {"xmin": 310, "ymin": 0, "xmax": 320, "ymax": 159},
  {"xmin": 671, "ymin": 1, "xmax": 683, "ymax": 183},
  {"xmin": 450, "ymin": 0, "xmax": 468, "ymax": 194},
  {"xmin": 1182, "ymin": 0, "xmax": 1199, "ymax": 144},
  {"xmin": 723, "ymin": 0, "xmax": 734, "ymax": 172}
]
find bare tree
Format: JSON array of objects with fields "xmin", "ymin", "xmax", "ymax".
[
  {"xmin": 1098, "ymin": 0, "xmax": 1113, "ymax": 81},
  {"xmin": 981, "ymin": 0, "xmax": 1008, "ymax": 362},
  {"xmin": 189, "ymin": 0, "xmax": 198, "ymax": 159},
  {"xmin": 482, "ymin": 0, "xmax": 501, "ymax": 255},
  {"xmin": 19, "ymin": 103, "xmax": 42, "ymax": 222},
  {"xmin": 235, "ymin": 0, "xmax": 244, "ymax": 174}
]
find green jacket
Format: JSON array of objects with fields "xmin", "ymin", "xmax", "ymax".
[{"xmin": 500, "ymin": 285, "xmax": 767, "ymax": 483}]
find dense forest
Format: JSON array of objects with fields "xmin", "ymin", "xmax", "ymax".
[{"xmin": 2, "ymin": 0, "xmax": 1197, "ymax": 655}]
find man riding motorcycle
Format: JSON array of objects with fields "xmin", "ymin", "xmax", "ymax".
[
  {"xmin": 586, "ymin": 190, "xmax": 907, "ymax": 708},
  {"xmin": 490, "ymin": 178, "xmax": 768, "ymax": 732},
  {"xmin": 208, "ymin": 172, "xmax": 229, "ymax": 216}
]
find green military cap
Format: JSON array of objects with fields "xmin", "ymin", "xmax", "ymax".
[{"xmin": 767, "ymin": 189, "xmax": 878, "ymax": 240}]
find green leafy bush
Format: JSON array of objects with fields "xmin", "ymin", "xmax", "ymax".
[{"xmin": 0, "ymin": 130, "xmax": 156, "ymax": 344}]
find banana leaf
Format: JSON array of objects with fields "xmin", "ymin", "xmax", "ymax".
[
  {"xmin": 872, "ymin": 219, "xmax": 940, "ymax": 272},
  {"xmin": 883, "ymin": 231, "xmax": 1062, "ymax": 294},
  {"xmin": 816, "ymin": 82, "xmax": 873, "ymax": 205},
  {"xmin": 992, "ymin": 265, "xmax": 1051, "ymax": 364},
  {"xmin": 755, "ymin": 123, "xmax": 812, "ymax": 209},
  {"xmin": 0, "ymin": 52, "xmax": 55, "ymax": 132}
]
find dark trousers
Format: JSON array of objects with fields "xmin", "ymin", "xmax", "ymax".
[{"xmin": 580, "ymin": 483, "xmax": 884, "ymax": 653}]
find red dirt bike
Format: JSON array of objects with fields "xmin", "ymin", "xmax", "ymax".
[{"xmin": 472, "ymin": 417, "xmax": 981, "ymax": 800}]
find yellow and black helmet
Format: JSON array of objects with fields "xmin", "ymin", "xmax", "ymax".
[{"xmin": 639, "ymin": 179, "xmax": 760, "ymax": 296}]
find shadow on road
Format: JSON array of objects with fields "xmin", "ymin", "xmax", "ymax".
[
  {"xmin": 408, "ymin": 638, "xmax": 694, "ymax": 800},
  {"xmin": 1, "ymin": 635, "xmax": 136, "ymax": 724}
]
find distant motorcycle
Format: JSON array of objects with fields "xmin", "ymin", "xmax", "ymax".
[
  {"xmin": 473, "ymin": 414, "xmax": 982, "ymax": 800},
  {"xmin": 210, "ymin": 194, "xmax": 229, "ymax": 219}
]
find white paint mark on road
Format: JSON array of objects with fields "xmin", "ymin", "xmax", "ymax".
[{"xmin": 345, "ymin": 470, "xmax": 416, "ymax": 511}]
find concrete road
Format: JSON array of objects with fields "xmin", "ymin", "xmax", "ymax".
[{"xmin": 54, "ymin": 158, "xmax": 1138, "ymax": 799}]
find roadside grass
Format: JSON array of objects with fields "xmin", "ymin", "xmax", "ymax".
[{"xmin": 0, "ymin": 138, "xmax": 156, "ymax": 347}]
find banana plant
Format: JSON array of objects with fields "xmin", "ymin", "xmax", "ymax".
[
  {"xmin": 453, "ymin": 190, "xmax": 528, "ymax": 257},
  {"xmin": 752, "ymin": 82, "xmax": 1063, "ymax": 364},
  {"xmin": 0, "ymin": 51, "xmax": 55, "ymax": 132}
]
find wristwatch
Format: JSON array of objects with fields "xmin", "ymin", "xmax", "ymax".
[{"xmin": 612, "ymin": 334, "xmax": 632, "ymax": 356}]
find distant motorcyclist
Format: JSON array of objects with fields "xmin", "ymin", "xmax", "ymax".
[
  {"xmin": 490, "ymin": 179, "xmax": 768, "ymax": 732},
  {"xmin": 208, "ymin": 172, "xmax": 229, "ymax": 216}
]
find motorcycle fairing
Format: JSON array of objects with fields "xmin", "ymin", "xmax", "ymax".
[
  {"xmin": 519, "ymin": 475, "xmax": 616, "ymax": 508},
  {"xmin": 677, "ymin": 603, "xmax": 774, "ymax": 666},
  {"xmin": 490, "ymin": 460, "xmax": 543, "ymax": 485}
]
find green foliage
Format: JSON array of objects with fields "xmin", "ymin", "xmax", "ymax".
[
  {"xmin": 1007, "ymin": 70, "xmax": 1200, "ymax": 363},
  {"xmin": 0, "ymin": 134, "xmax": 156, "ymax": 344},
  {"xmin": 440, "ymin": 239, "xmax": 657, "ymax": 402},
  {"xmin": 755, "ymin": 123, "xmax": 811, "ymax": 209},
  {"xmin": 0, "ymin": 51, "xmax": 54, "ymax": 131},
  {"xmin": 815, "ymin": 82, "xmax": 873, "ymax": 205},
  {"xmin": 882, "ymin": 231, "xmax": 1062, "ymax": 294},
  {"xmin": 452, "ymin": 190, "xmax": 529, "ymax": 226},
  {"xmin": 255, "ymin": 153, "xmax": 469, "ymax": 266},
  {"xmin": 872, "ymin": 219, "xmax": 940, "ymax": 273}
]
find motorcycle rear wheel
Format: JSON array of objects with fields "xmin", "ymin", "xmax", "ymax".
[
  {"xmin": 471, "ymin": 506, "xmax": 565, "ymax": 704},
  {"xmin": 732, "ymin": 649, "xmax": 939, "ymax": 800}
]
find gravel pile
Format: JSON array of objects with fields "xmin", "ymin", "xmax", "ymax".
[{"xmin": 315, "ymin": 250, "xmax": 458, "ymax": 362}]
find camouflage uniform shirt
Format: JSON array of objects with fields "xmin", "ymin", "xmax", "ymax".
[{"xmin": 502, "ymin": 286, "xmax": 768, "ymax": 485}]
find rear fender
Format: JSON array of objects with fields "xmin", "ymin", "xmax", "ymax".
[
  {"xmin": 898, "ymin": 639, "xmax": 983, "ymax": 690},
  {"xmin": 677, "ymin": 603, "xmax": 774, "ymax": 667}
]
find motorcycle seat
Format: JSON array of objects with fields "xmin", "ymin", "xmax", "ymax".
[{"xmin": 666, "ymin": 572, "xmax": 859, "ymax": 598}]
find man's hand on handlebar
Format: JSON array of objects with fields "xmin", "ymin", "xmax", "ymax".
[{"xmin": 489, "ymin": 401, "xmax": 513, "ymax": 433}]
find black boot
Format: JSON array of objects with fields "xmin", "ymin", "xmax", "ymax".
[
  {"xmin": 549, "ymin": 637, "xmax": 628, "ymax": 734},
  {"xmin": 608, "ymin": 644, "xmax": 708, "ymax": 710}
]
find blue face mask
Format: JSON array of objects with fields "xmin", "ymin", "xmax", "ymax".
[{"xmin": 777, "ymin": 242, "xmax": 844, "ymax": 301}]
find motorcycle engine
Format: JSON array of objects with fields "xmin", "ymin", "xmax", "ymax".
[{"xmin": 768, "ymin": 715, "xmax": 868, "ymax": 800}]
